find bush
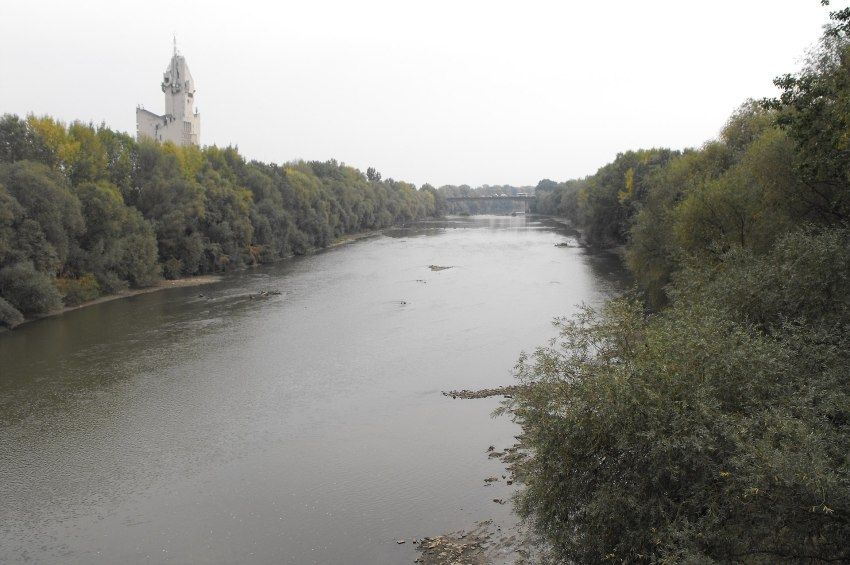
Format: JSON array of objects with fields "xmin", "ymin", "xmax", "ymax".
[
  {"xmin": 0, "ymin": 262, "xmax": 62, "ymax": 315},
  {"xmin": 55, "ymin": 273, "xmax": 100, "ymax": 306},
  {"xmin": 0, "ymin": 296, "xmax": 24, "ymax": 328},
  {"xmin": 504, "ymin": 294, "xmax": 850, "ymax": 563},
  {"xmin": 671, "ymin": 227, "xmax": 850, "ymax": 330},
  {"xmin": 162, "ymin": 257, "xmax": 182, "ymax": 280}
]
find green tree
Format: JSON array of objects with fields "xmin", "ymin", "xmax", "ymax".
[
  {"xmin": 505, "ymin": 241, "xmax": 850, "ymax": 562},
  {"xmin": 764, "ymin": 9, "xmax": 850, "ymax": 222},
  {"xmin": 0, "ymin": 114, "xmax": 54, "ymax": 165},
  {"xmin": 74, "ymin": 181, "xmax": 160, "ymax": 289},
  {"xmin": 0, "ymin": 262, "xmax": 62, "ymax": 315},
  {"xmin": 0, "ymin": 160, "xmax": 84, "ymax": 273},
  {"xmin": 0, "ymin": 296, "xmax": 24, "ymax": 329}
]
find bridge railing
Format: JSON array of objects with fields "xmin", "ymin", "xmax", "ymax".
[{"xmin": 444, "ymin": 196, "xmax": 534, "ymax": 202}]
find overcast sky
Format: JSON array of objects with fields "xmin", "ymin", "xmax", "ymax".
[{"xmin": 0, "ymin": 1, "xmax": 834, "ymax": 187}]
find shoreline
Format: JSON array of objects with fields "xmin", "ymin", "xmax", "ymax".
[
  {"xmin": 4, "ymin": 227, "xmax": 388, "ymax": 332},
  {"xmin": 548, "ymin": 216, "xmax": 628, "ymax": 259},
  {"xmin": 57, "ymin": 275, "xmax": 223, "ymax": 315},
  {"xmin": 3, "ymin": 275, "xmax": 224, "ymax": 332},
  {"xmin": 412, "ymin": 385, "xmax": 544, "ymax": 564},
  {"xmin": 326, "ymin": 228, "xmax": 384, "ymax": 249}
]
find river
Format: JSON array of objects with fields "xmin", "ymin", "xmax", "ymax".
[{"xmin": 0, "ymin": 215, "xmax": 627, "ymax": 564}]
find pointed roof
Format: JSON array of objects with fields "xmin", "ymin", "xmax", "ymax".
[{"xmin": 161, "ymin": 43, "xmax": 194, "ymax": 95}]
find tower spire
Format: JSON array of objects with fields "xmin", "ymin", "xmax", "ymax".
[{"xmin": 137, "ymin": 39, "xmax": 200, "ymax": 146}]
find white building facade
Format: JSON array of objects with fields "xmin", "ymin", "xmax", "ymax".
[{"xmin": 136, "ymin": 44, "xmax": 201, "ymax": 146}]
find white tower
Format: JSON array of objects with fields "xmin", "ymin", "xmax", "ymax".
[{"xmin": 136, "ymin": 39, "xmax": 201, "ymax": 146}]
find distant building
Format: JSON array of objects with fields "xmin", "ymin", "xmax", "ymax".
[{"xmin": 136, "ymin": 40, "xmax": 200, "ymax": 146}]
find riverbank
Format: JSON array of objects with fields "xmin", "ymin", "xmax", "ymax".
[
  {"xmin": 548, "ymin": 216, "xmax": 627, "ymax": 259},
  {"xmin": 414, "ymin": 519, "xmax": 543, "ymax": 564},
  {"xmin": 412, "ymin": 385, "xmax": 546, "ymax": 564},
  {"xmin": 327, "ymin": 228, "xmax": 384, "ymax": 248},
  {"xmin": 2, "ymin": 228, "xmax": 388, "ymax": 333},
  {"xmin": 1, "ymin": 275, "xmax": 223, "ymax": 332}
]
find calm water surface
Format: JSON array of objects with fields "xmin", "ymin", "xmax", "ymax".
[{"xmin": 0, "ymin": 216, "xmax": 626, "ymax": 564}]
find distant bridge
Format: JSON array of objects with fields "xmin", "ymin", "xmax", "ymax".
[
  {"xmin": 445, "ymin": 196, "xmax": 534, "ymax": 202},
  {"xmin": 445, "ymin": 195, "xmax": 534, "ymax": 213}
]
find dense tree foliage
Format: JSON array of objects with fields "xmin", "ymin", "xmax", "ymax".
[
  {"xmin": 0, "ymin": 116, "xmax": 437, "ymax": 327},
  {"xmin": 506, "ymin": 8, "xmax": 850, "ymax": 562}
]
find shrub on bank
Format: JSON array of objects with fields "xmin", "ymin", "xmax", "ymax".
[
  {"xmin": 0, "ymin": 262, "xmax": 62, "ymax": 315},
  {"xmin": 0, "ymin": 296, "xmax": 24, "ymax": 329},
  {"xmin": 55, "ymin": 273, "xmax": 100, "ymax": 306},
  {"xmin": 505, "ymin": 262, "xmax": 850, "ymax": 562}
]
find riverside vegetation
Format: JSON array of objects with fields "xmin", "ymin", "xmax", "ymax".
[
  {"xmin": 0, "ymin": 118, "xmax": 445, "ymax": 328},
  {"xmin": 503, "ymin": 6, "xmax": 850, "ymax": 563},
  {"xmin": 3, "ymin": 7, "xmax": 850, "ymax": 565}
]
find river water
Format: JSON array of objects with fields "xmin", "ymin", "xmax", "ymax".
[{"xmin": 0, "ymin": 216, "xmax": 626, "ymax": 564}]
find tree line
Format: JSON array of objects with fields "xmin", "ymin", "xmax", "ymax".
[
  {"xmin": 507, "ymin": 6, "xmax": 850, "ymax": 562},
  {"xmin": 0, "ymin": 117, "xmax": 439, "ymax": 328}
]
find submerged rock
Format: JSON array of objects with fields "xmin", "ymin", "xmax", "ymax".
[{"xmin": 414, "ymin": 519, "xmax": 541, "ymax": 564}]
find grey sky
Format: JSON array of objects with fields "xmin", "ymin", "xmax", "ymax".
[{"xmin": 0, "ymin": 0, "xmax": 832, "ymax": 187}]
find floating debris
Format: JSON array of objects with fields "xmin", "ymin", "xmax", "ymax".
[
  {"xmin": 414, "ymin": 522, "xmax": 489, "ymax": 564},
  {"xmin": 415, "ymin": 519, "xmax": 542, "ymax": 564},
  {"xmin": 442, "ymin": 385, "xmax": 522, "ymax": 399},
  {"xmin": 428, "ymin": 265, "xmax": 453, "ymax": 271},
  {"xmin": 248, "ymin": 289, "xmax": 283, "ymax": 300}
]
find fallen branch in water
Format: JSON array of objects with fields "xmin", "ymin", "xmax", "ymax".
[{"xmin": 441, "ymin": 385, "xmax": 522, "ymax": 399}]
